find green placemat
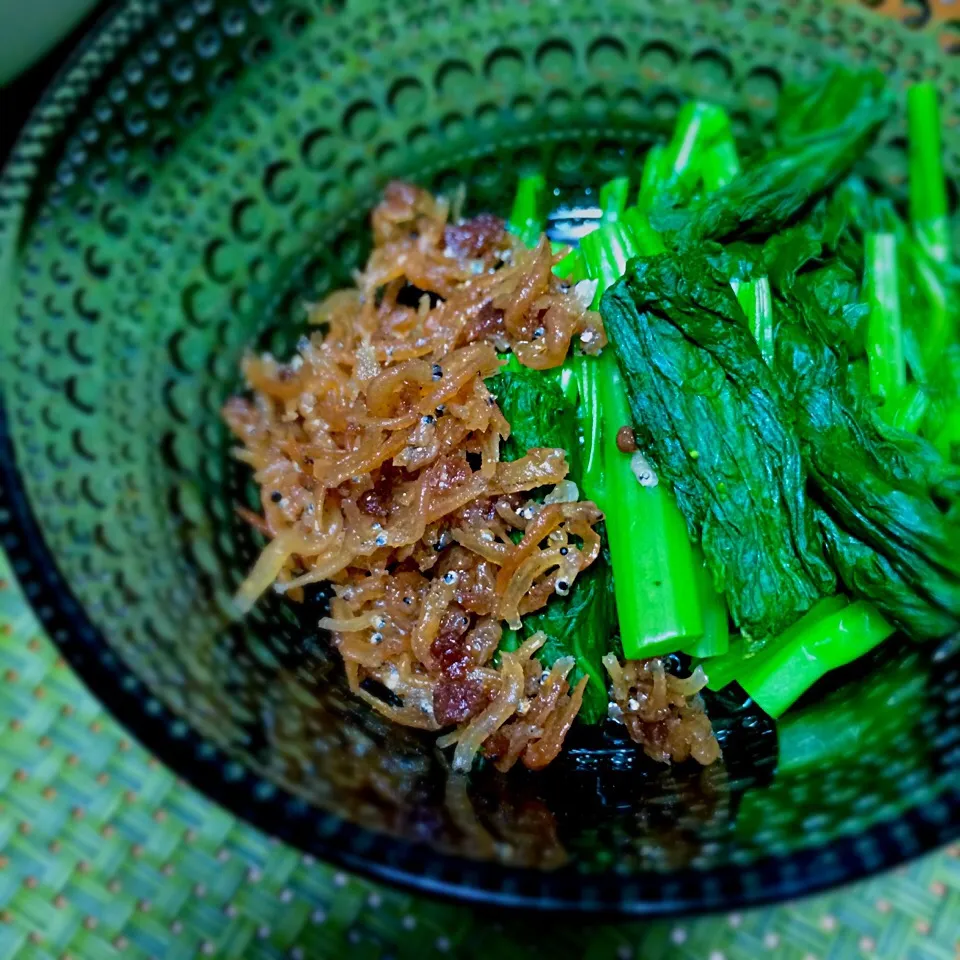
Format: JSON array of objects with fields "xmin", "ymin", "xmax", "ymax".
[{"xmin": 0, "ymin": 551, "xmax": 957, "ymax": 960}]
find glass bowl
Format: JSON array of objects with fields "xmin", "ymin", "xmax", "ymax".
[{"xmin": 1, "ymin": 0, "xmax": 958, "ymax": 915}]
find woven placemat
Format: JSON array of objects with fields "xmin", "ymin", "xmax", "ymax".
[{"xmin": 0, "ymin": 549, "xmax": 957, "ymax": 960}]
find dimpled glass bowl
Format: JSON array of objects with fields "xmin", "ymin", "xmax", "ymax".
[{"xmin": 1, "ymin": 0, "xmax": 959, "ymax": 915}]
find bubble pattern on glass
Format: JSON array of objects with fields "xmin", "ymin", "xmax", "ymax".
[{"xmin": 1, "ymin": 0, "xmax": 959, "ymax": 868}]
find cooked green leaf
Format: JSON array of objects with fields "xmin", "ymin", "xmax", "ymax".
[
  {"xmin": 674, "ymin": 68, "xmax": 890, "ymax": 247},
  {"xmin": 519, "ymin": 562, "xmax": 615, "ymax": 724},
  {"xmin": 603, "ymin": 252, "xmax": 835, "ymax": 648}
]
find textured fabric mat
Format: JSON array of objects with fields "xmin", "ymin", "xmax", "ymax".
[{"xmin": 0, "ymin": 551, "xmax": 957, "ymax": 960}]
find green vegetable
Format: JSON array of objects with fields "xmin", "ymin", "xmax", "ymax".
[
  {"xmin": 604, "ymin": 251, "xmax": 836, "ymax": 648},
  {"xmin": 487, "ymin": 363, "xmax": 579, "ymax": 466},
  {"xmin": 673, "ymin": 67, "xmax": 890, "ymax": 247},
  {"xmin": 682, "ymin": 548, "xmax": 730, "ymax": 659},
  {"xmin": 737, "ymin": 601, "xmax": 895, "ymax": 718},
  {"xmin": 552, "ymin": 246, "xmax": 579, "ymax": 279},
  {"xmin": 735, "ymin": 276, "xmax": 775, "ymax": 367},
  {"xmin": 506, "ymin": 173, "xmax": 548, "ymax": 248},
  {"xmin": 865, "ymin": 231, "xmax": 906, "ymax": 405},
  {"xmin": 907, "ymin": 82, "xmax": 950, "ymax": 265},
  {"xmin": 702, "ymin": 595, "xmax": 894, "ymax": 719},
  {"xmin": 899, "ymin": 238, "xmax": 953, "ymax": 384},
  {"xmin": 578, "ymin": 225, "xmax": 704, "ymax": 659},
  {"xmin": 701, "ymin": 137, "xmax": 741, "ymax": 193},
  {"xmin": 519, "ymin": 562, "xmax": 616, "ymax": 724},
  {"xmin": 776, "ymin": 317, "xmax": 960, "ymax": 639},
  {"xmin": 703, "ymin": 595, "xmax": 849, "ymax": 691},
  {"xmin": 637, "ymin": 143, "xmax": 669, "ymax": 212},
  {"xmin": 664, "ymin": 102, "xmax": 732, "ymax": 197},
  {"xmin": 886, "ymin": 381, "xmax": 931, "ymax": 434},
  {"xmin": 599, "ymin": 176, "xmax": 630, "ymax": 224}
]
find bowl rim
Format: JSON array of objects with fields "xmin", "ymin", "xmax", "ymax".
[{"xmin": 1, "ymin": 0, "xmax": 958, "ymax": 917}]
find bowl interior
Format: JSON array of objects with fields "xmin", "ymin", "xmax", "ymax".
[{"xmin": 2, "ymin": 0, "xmax": 959, "ymax": 911}]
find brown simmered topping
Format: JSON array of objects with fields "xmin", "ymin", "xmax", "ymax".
[
  {"xmin": 225, "ymin": 182, "xmax": 606, "ymax": 771},
  {"xmin": 603, "ymin": 655, "xmax": 720, "ymax": 766}
]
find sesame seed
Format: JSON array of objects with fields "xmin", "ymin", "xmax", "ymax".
[
  {"xmin": 374, "ymin": 534, "xmax": 388, "ymax": 547},
  {"xmin": 431, "ymin": 364, "xmax": 443, "ymax": 380},
  {"xmin": 370, "ymin": 633, "xmax": 383, "ymax": 645},
  {"xmin": 559, "ymin": 547, "xmax": 568, "ymax": 556},
  {"xmin": 442, "ymin": 571, "xmax": 459, "ymax": 585},
  {"xmin": 421, "ymin": 414, "xmax": 435, "ymax": 425},
  {"xmin": 270, "ymin": 491, "xmax": 282, "ymax": 502}
]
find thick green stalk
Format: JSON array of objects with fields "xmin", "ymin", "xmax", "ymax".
[
  {"xmin": 622, "ymin": 206, "xmax": 667, "ymax": 255},
  {"xmin": 865, "ymin": 232, "xmax": 906, "ymax": 403},
  {"xmin": 738, "ymin": 601, "xmax": 895, "ymax": 718},
  {"xmin": 507, "ymin": 173, "xmax": 548, "ymax": 248},
  {"xmin": 664, "ymin": 101, "xmax": 733, "ymax": 196},
  {"xmin": 703, "ymin": 594, "xmax": 848, "ymax": 692},
  {"xmin": 637, "ymin": 144, "xmax": 670, "ymax": 212},
  {"xmin": 599, "ymin": 176, "xmax": 630, "ymax": 223},
  {"xmin": 682, "ymin": 549, "xmax": 730, "ymax": 659},
  {"xmin": 701, "ymin": 137, "xmax": 741, "ymax": 193},
  {"xmin": 553, "ymin": 247, "xmax": 579, "ymax": 279},
  {"xmin": 932, "ymin": 404, "xmax": 960, "ymax": 461},
  {"xmin": 886, "ymin": 381, "xmax": 930, "ymax": 434},
  {"xmin": 579, "ymin": 225, "xmax": 704, "ymax": 658},
  {"xmin": 908, "ymin": 82, "xmax": 949, "ymax": 265},
  {"xmin": 736, "ymin": 276, "xmax": 775, "ymax": 367},
  {"xmin": 905, "ymin": 238, "xmax": 953, "ymax": 381}
]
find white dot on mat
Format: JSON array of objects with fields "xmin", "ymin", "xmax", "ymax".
[
  {"xmin": 311, "ymin": 909, "xmax": 327, "ymax": 924},
  {"xmin": 859, "ymin": 937, "xmax": 875, "ymax": 953},
  {"xmin": 291, "ymin": 950, "xmax": 305, "ymax": 960},
  {"xmin": 258, "ymin": 925, "xmax": 271, "ymax": 939},
  {"xmin": 348, "ymin": 931, "xmax": 361, "ymax": 945},
  {"xmin": 367, "ymin": 892, "xmax": 381, "ymax": 908},
  {"xmin": 803, "ymin": 954, "xmax": 819, "ymax": 960},
  {"xmin": 617, "ymin": 946, "xmax": 631, "ymax": 960},
  {"xmin": 820, "ymin": 914, "xmax": 836, "ymax": 932},
  {"xmin": 874, "ymin": 899, "xmax": 890, "ymax": 913},
  {"xmin": 728, "ymin": 912, "xmax": 742, "ymax": 927},
  {"xmin": 333, "ymin": 872, "xmax": 348, "ymax": 887},
  {"xmin": 709, "ymin": 951, "xmax": 726, "ymax": 960},
  {"xmin": 201, "ymin": 943, "xmax": 215, "ymax": 956},
  {"xmin": 436, "ymin": 937, "xmax": 451, "ymax": 952},
  {"xmin": 247, "ymin": 868, "xmax": 262, "ymax": 883},
  {"xmin": 279, "ymin": 889, "xmax": 293, "ymax": 903},
  {"xmin": 764, "ymin": 933, "xmax": 780, "ymax": 949},
  {"xmin": 402, "ymin": 915, "xmax": 416, "ymax": 930},
  {"xmin": 915, "ymin": 920, "xmax": 930, "ymax": 935},
  {"xmin": 670, "ymin": 928, "xmax": 687, "ymax": 945}
]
